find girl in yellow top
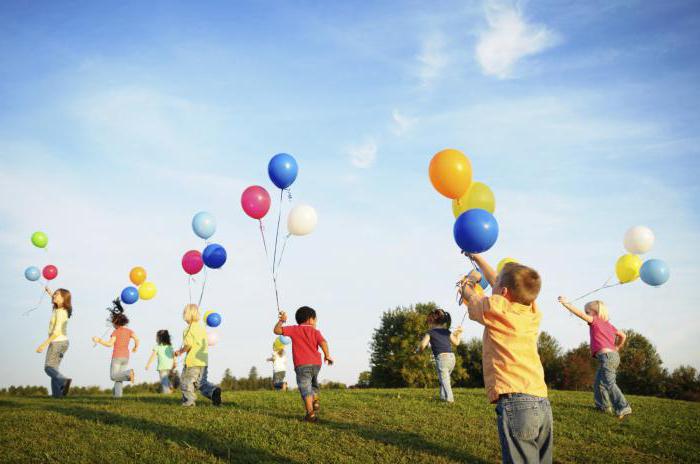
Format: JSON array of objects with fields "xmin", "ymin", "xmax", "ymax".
[{"xmin": 36, "ymin": 287, "xmax": 73, "ymax": 398}]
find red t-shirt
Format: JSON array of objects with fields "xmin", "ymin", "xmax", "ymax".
[
  {"xmin": 588, "ymin": 317, "xmax": 617, "ymax": 357},
  {"xmin": 281, "ymin": 324, "xmax": 326, "ymax": 367},
  {"xmin": 111, "ymin": 327, "xmax": 134, "ymax": 359}
]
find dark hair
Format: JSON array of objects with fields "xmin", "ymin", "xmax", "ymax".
[
  {"xmin": 157, "ymin": 330, "xmax": 171, "ymax": 346},
  {"xmin": 106, "ymin": 298, "xmax": 128, "ymax": 327},
  {"xmin": 53, "ymin": 288, "xmax": 73, "ymax": 318},
  {"xmin": 111, "ymin": 312, "xmax": 129, "ymax": 327},
  {"xmin": 499, "ymin": 262, "xmax": 541, "ymax": 305},
  {"xmin": 295, "ymin": 306, "xmax": 317, "ymax": 324},
  {"xmin": 427, "ymin": 308, "xmax": 451, "ymax": 328}
]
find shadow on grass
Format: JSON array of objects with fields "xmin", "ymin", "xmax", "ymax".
[{"xmin": 45, "ymin": 404, "xmax": 299, "ymax": 464}]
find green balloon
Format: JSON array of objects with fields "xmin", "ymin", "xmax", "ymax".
[{"xmin": 31, "ymin": 231, "xmax": 48, "ymax": 248}]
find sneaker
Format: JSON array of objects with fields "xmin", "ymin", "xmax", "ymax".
[
  {"xmin": 182, "ymin": 402, "xmax": 196, "ymax": 407},
  {"xmin": 304, "ymin": 413, "xmax": 318, "ymax": 423},
  {"xmin": 211, "ymin": 387, "xmax": 222, "ymax": 406},
  {"xmin": 617, "ymin": 406, "xmax": 632, "ymax": 420},
  {"xmin": 62, "ymin": 378, "xmax": 72, "ymax": 397}
]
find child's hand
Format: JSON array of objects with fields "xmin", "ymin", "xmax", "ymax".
[
  {"xmin": 467, "ymin": 270, "xmax": 482, "ymax": 284},
  {"xmin": 132, "ymin": 346, "xmax": 138, "ymax": 353},
  {"xmin": 324, "ymin": 355, "xmax": 334, "ymax": 365},
  {"xmin": 36, "ymin": 343, "xmax": 46, "ymax": 353},
  {"xmin": 557, "ymin": 296, "xmax": 569, "ymax": 305},
  {"xmin": 455, "ymin": 325, "xmax": 464, "ymax": 334},
  {"xmin": 91, "ymin": 336, "xmax": 100, "ymax": 344},
  {"xmin": 278, "ymin": 311, "xmax": 287, "ymax": 323}
]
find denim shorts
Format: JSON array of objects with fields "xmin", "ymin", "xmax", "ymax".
[{"xmin": 294, "ymin": 364, "xmax": 320, "ymax": 398}]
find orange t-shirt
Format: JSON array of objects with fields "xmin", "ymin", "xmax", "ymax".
[
  {"xmin": 111, "ymin": 327, "xmax": 134, "ymax": 359},
  {"xmin": 467, "ymin": 294, "xmax": 548, "ymax": 403}
]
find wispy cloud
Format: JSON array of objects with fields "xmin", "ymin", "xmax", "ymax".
[
  {"xmin": 416, "ymin": 34, "xmax": 448, "ymax": 87},
  {"xmin": 391, "ymin": 109, "xmax": 417, "ymax": 136},
  {"xmin": 347, "ymin": 138, "xmax": 378, "ymax": 168},
  {"xmin": 475, "ymin": 0, "xmax": 559, "ymax": 79}
]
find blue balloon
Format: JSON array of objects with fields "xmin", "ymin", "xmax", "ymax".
[
  {"xmin": 24, "ymin": 266, "xmax": 40, "ymax": 282},
  {"xmin": 202, "ymin": 243, "xmax": 227, "ymax": 269},
  {"xmin": 454, "ymin": 209, "xmax": 499, "ymax": 254},
  {"xmin": 121, "ymin": 286, "xmax": 139, "ymax": 305},
  {"xmin": 206, "ymin": 312, "xmax": 222, "ymax": 328},
  {"xmin": 640, "ymin": 259, "xmax": 670, "ymax": 286},
  {"xmin": 279, "ymin": 335, "xmax": 292, "ymax": 345},
  {"xmin": 192, "ymin": 211, "xmax": 216, "ymax": 240},
  {"xmin": 268, "ymin": 153, "xmax": 298, "ymax": 189}
]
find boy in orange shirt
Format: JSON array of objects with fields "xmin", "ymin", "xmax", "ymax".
[{"xmin": 460, "ymin": 254, "xmax": 552, "ymax": 464}]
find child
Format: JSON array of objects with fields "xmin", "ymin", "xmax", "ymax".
[
  {"xmin": 92, "ymin": 300, "xmax": 139, "ymax": 398},
  {"xmin": 461, "ymin": 255, "xmax": 552, "ymax": 464},
  {"xmin": 36, "ymin": 287, "xmax": 73, "ymax": 398},
  {"xmin": 173, "ymin": 304, "xmax": 222, "ymax": 407},
  {"xmin": 558, "ymin": 297, "xmax": 631, "ymax": 419},
  {"xmin": 267, "ymin": 347, "xmax": 288, "ymax": 391},
  {"xmin": 417, "ymin": 309, "xmax": 463, "ymax": 403},
  {"xmin": 274, "ymin": 306, "xmax": 333, "ymax": 422},
  {"xmin": 145, "ymin": 330, "xmax": 176, "ymax": 394}
]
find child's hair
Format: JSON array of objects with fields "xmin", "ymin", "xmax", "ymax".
[
  {"xmin": 156, "ymin": 330, "xmax": 171, "ymax": 346},
  {"xmin": 53, "ymin": 288, "xmax": 73, "ymax": 318},
  {"xmin": 585, "ymin": 300, "xmax": 609, "ymax": 321},
  {"xmin": 295, "ymin": 306, "xmax": 316, "ymax": 324},
  {"xmin": 106, "ymin": 298, "xmax": 126, "ymax": 326},
  {"xmin": 427, "ymin": 308, "xmax": 451, "ymax": 328},
  {"xmin": 111, "ymin": 312, "xmax": 129, "ymax": 327},
  {"xmin": 499, "ymin": 263, "xmax": 541, "ymax": 305},
  {"xmin": 183, "ymin": 304, "xmax": 200, "ymax": 323}
]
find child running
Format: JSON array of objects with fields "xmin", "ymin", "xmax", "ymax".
[
  {"xmin": 461, "ymin": 254, "xmax": 552, "ymax": 464},
  {"xmin": 36, "ymin": 287, "xmax": 73, "ymax": 398},
  {"xmin": 274, "ymin": 306, "xmax": 333, "ymax": 422},
  {"xmin": 267, "ymin": 346, "xmax": 288, "ymax": 391},
  {"xmin": 558, "ymin": 297, "xmax": 632, "ymax": 419},
  {"xmin": 416, "ymin": 308, "xmax": 463, "ymax": 403},
  {"xmin": 145, "ymin": 330, "xmax": 176, "ymax": 394},
  {"xmin": 92, "ymin": 300, "xmax": 139, "ymax": 398},
  {"xmin": 174, "ymin": 304, "xmax": 221, "ymax": 407}
]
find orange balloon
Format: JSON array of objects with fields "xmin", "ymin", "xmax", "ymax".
[
  {"xmin": 129, "ymin": 266, "xmax": 147, "ymax": 286},
  {"xmin": 429, "ymin": 149, "xmax": 472, "ymax": 199}
]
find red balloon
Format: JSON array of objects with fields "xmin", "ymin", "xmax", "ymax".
[
  {"xmin": 241, "ymin": 185, "xmax": 271, "ymax": 220},
  {"xmin": 43, "ymin": 265, "xmax": 58, "ymax": 281},
  {"xmin": 182, "ymin": 250, "xmax": 204, "ymax": 275}
]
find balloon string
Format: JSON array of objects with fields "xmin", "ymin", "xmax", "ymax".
[
  {"xmin": 23, "ymin": 280, "xmax": 48, "ymax": 316},
  {"xmin": 272, "ymin": 189, "xmax": 284, "ymax": 277},
  {"xmin": 198, "ymin": 267, "xmax": 208, "ymax": 308},
  {"xmin": 571, "ymin": 274, "xmax": 621, "ymax": 302},
  {"xmin": 258, "ymin": 220, "xmax": 280, "ymax": 313},
  {"xmin": 274, "ymin": 234, "xmax": 291, "ymax": 280}
]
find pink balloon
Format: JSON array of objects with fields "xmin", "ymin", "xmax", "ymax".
[
  {"xmin": 241, "ymin": 185, "xmax": 271, "ymax": 220},
  {"xmin": 42, "ymin": 265, "xmax": 58, "ymax": 281},
  {"xmin": 182, "ymin": 250, "xmax": 204, "ymax": 275},
  {"xmin": 207, "ymin": 331, "xmax": 219, "ymax": 347}
]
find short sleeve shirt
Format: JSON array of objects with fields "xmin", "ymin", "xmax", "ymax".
[
  {"xmin": 281, "ymin": 325, "xmax": 326, "ymax": 367},
  {"xmin": 111, "ymin": 327, "xmax": 134, "ymax": 359},
  {"xmin": 48, "ymin": 309, "xmax": 69, "ymax": 342},
  {"xmin": 154, "ymin": 345, "xmax": 175, "ymax": 370},
  {"xmin": 183, "ymin": 323, "xmax": 208, "ymax": 367},
  {"xmin": 589, "ymin": 317, "xmax": 618, "ymax": 356}
]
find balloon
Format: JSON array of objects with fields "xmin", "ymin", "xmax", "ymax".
[
  {"xmin": 474, "ymin": 284, "xmax": 485, "ymax": 295},
  {"xmin": 121, "ymin": 286, "xmax": 139, "ymax": 304},
  {"xmin": 288, "ymin": 204, "xmax": 318, "ymax": 236},
  {"xmin": 624, "ymin": 226, "xmax": 655, "ymax": 254},
  {"xmin": 25, "ymin": 266, "xmax": 40, "ymax": 282},
  {"xmin": 129, "ymin": 266, "xmax": 147, "ymax": 286},
  {"xmin": 31, "ymin": 231, "xmax": 48, "ymax": 248},
  {"xmin": 268, "ymin": 153, "xmax": 298, "ymax": 189},
  {"xmin": 615, "ymin": 254, "xmax": 642, "ymax": 283},
  {"xmin": 202, "ymin": 243, "xmax": 227, "ymax": 269},
  {"xmin": 241, "ymin": 186, "xmax": 271, "ymax": 220},
  {"xmin": 182, "ymin": 250, "xmax": 204, "ymax": 275},
  {"xmin": 640, "ymin": 259, "xmax": 670, "ymax": 286},
  {"xmin": 192, "ymin": 212, "xmax": 217, "ymax": 240},
  {"xmin": 497, "ymin": 257, "xmax": 518, "ymax": 274},
  {"xmin": 429, "ymin": 149, "xmax": 472, "ymax": 199},
  {"xmin": 453, "ymin": 209, "xmax": 499, "ymax": 253},
  {"xmin": 273, "ymin": 339, "xmax": 284, "ymax": 351},
  {"xmin": 206, "ymin": 312, "xmax": 222, "ymax": 328},
  {"xmin": 203, "ymin": 310, "xmax": 213, "ymax": 321},
  {"xmin": 207, "ymin": 331, "xmax": 219, "ymax": 347},
  {"xmin": 42, "ymin": 265, "xmax": 58, "ymax": 281},
  {"xmin": 279, "ymin": 335, "xmax": 292, "ymax": 345},
  {"xmin": 138, "ymin": 281, "xmax": 157, "ymax": 300},
  {"xmin": 452, "ymin": 181, "xmax": 496, "ymax": 218}
]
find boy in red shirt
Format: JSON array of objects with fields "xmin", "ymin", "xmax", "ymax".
[{"xmin": 274, "ymin": 306, "xmax": 333, "ymax": 422}]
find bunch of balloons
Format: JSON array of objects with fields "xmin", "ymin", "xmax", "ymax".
[
  {"xmin": 182, "ymin": 212, "xmax": 228, "ymax": 275},
  {"xmin": 24, "ymin": 231, "xmax": 58, "ymax": 284},
  {"xmin": 273, "ymin": 335, "xmax": 292, "ymax": 351},
  {"xmin": 203, "ymin": 310, "xmax": 223, "ymax": 347},
  {"xmin": 429, "ymin": 149, "xmax": 499, "ymax": 254},
  {"xmin": 120, "ymin": 267, "xmax": 157, "ymax": 305},
  {"xmin": 616, "ymin": 226, "xmax": 669, "ymax": 286}
]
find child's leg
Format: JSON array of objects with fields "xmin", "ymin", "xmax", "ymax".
[
  {"xmin": 593, "ymin": 355, "xmax": 611, "ymax": 411},
  {"xmin": 496, "ymin": 394, "xmax": 551, "ymax": 464},
  {"xmin": 181, "ymin": 366, "xmax": 200, "ymax": 406},
  {"xmin": 294, "ymin": 365, "xmax": 315, "ymax": 416},
  {"xmin": 110, "ymin": 358, "xmax": 130, "ymax": 398},
  {"xmin": 537, "ymin": 398, "xmax": 554, "ymax": 464},
  {"xmin": 311, "ymin": 366, "xmax": 321, "ymax": 411},
  {"xmin": 434, "ymin": 356, "xmax": 446, "ymax": 400},
  {"xmin": 600, "ymin": 352, "xmax": 630, "ymax": 415},
  {"xmin": 439, "ymin": 353, "xmax": 456, "ymax": 403},
  {"xmin": 44, "ymin": 341, "xmax": 68, "ymax": 398},
  {"xmin": 198, "ymin": 366, "xmax": 222, "ymax": 405},
  {"xmin": 158, "ymin": 370, "xmax": 171, "ymax": 393}
]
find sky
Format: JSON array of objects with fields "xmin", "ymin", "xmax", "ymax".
[{"xmin": 1, "ymin": 0, "xmax": 699, "ymax": 389}]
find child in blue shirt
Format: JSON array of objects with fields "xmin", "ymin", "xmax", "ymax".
[{"xmin": 417, "ymin": 309, "xmax": 463, "ymax": 403}]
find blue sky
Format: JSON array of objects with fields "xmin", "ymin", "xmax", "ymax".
[{"xmin": 1, "ymin": 0, "xmax": 699, "ymax": 388}]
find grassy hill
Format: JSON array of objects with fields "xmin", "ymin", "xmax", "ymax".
[{"xmin": 0, "ymin": 388, "xmax": 698, "ymax": 463}]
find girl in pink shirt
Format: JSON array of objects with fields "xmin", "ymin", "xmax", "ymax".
[{"xmin": 559, "ymin": 297, "xmax": 631, "ymax": 419}]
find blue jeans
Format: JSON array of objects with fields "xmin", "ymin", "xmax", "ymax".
[
  {"xmin": 110, "ymin": 357, "xmax": 131, "ymax": 398},
  {"xmin": 44, "ymin": 341, "xmax": 69, "ymax": 398},
  {"xmin": 594, "ymin": 351, "xmax": 630, "ymax": 414},
  {"xmin": 294, "ymin": 364, "xmax": 320, "ymax": 399},
  {"xmin": 158, "ymin": 369, "xmax": 172, "ymax": 393},
  {"xmin": 496, "ymin": 394, "xmax": 553, "ymax": 464},
  {"xmin": 181, "ymin": 366, "xmax": 217, "ymax": 406},
  {"xmin": 435, "ymin": 353, "xmax": 456, "ymax": 402}
]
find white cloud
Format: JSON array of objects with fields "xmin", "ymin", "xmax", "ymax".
[
  {"xmin": 416, "ymin": 34, "xmax": 448, "ymax": 87},
  {"xmin": 475, "ymin": 0, "xmax": 559, "ymax": 79},
  {"xmin": 347, "ymin": 139, "xmax": 378, "ymax": 168},
  {"xmin": 391, "ymin": 109, "xmax": 418, "ymax": 136}
]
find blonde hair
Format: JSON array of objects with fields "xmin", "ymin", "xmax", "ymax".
[
  {"xmin": 585, "ymin": 300, "xmax": 609, "ymax": 321},
  {"xmin": 183, "ymin": 304, "xmax": 200, "ymax": 323}
]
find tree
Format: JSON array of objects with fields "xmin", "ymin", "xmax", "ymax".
[
  {"xmin": 560, "ymin": 343, "xmax": 596, "ymax": 391},
  {"xmin": 356, "ymin": 371, "xmax": 371, "ymax": 388},
  {"xmin": 617, "ymin": 330, "xmax": 666, "ymax": 395},
  {"xmin": 221, "ymin": 368, "xmax": 235, "ymax": 390},
  {"xmin": 248, "ymin": 366, "xmax": 259, "ymax": 382},
  {"xmin": 538, "ymin": 331, "xmax": 564, "ymax": 388},
  {"xmin": 454, "ymin": 338, "xmax": 484, "ymax": 388},
  {"xmin": 664, "ymin": 365, "xmax": 700, "ymax": 402}
]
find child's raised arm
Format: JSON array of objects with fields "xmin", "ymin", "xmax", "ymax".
[
  {"xmin": 468, "ymin": 253, "xmax": 497, "ymax": 288},
  {"xmin": 558, "ymin": 296, "xmax": 593, "ymax": 323},
  {"xmin": 145, "ymin": 350, "xmax": 157, "ymax": 371},
  {"xmin": 44, "ymin": 286, "xmax": 53, "ymax": 297},
  {"xmin": 450, "ymin": 327, "xmax": 464, "ymax": 345},
  {"xmin": 273, "ymin": 311, "xmax": 287, "ymax": 335},
  {"xmin": 416, "ymin": 334, "xmax": 430, "ymax": 353}
]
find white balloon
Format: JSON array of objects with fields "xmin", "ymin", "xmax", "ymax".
[
  {"xmin": 207, "ymin": 331, "xmax": 219, "ymax": 347},
  {"xmin": 623, "ymin": 226, "xmax": 655, "ymax": 254},
  {"xmin": 287, "ymin": 204, "xmax": 318, "ymax": 236}
]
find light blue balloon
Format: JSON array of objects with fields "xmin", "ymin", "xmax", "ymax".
[
  {"xmin": 24, "ymin": 266, "xmax": 40, "ymax": 281},
  {"xmin": 640, "ymin": 259, "xmax": 670, "ymax": 286},
  {"xmin": 279, "ymin": 335, "xmax": 292, "ymax": 345},
  {"xmin": 192, "ymin": 211, "xmax": 216, "ymax": 239}
]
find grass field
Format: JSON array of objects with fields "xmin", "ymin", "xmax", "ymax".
[{"xmin": 0, "ymin": 388, "xmax": 698, "ymax": 463}]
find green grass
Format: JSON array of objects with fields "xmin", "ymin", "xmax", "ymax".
[{"xmin": 0, "ymin": 389, "xmax": 698, "ymax": 463}]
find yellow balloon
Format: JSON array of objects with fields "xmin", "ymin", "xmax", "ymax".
[
  {"xmin": 497, "ymin": 257, "xmax": 518, "ymax": 274},
  {"xmin": 452, "ymin": 181, "xmax": 496, "ymax": 218},
  {"xmin": 203, "ymin": 310, "xmax": 213, "ymax": 321},
  {"xmin": 273, "ymin": 339, "xmax": 284, "ymax": 351},
  {"xmin": 429, "ymin": 149, "xmax": 472, "ymax": 199},
  {"xmin": 138, "ymin": 281, "xmax": 157, "ymax": 300},
  {"xmin": 129, "ymin": 266, "xmax": 147, "ymax": 286},
  {"xmin": 616, "ymin": 254, "xmax": 642, "ymax": 283}
]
